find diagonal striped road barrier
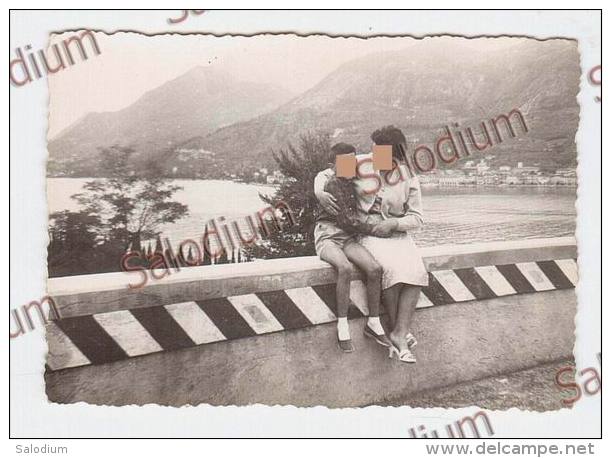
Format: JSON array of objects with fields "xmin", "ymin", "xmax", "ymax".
[{"xmin": 47, "ymin": 257, "xmax": 578, "ymax": 371}]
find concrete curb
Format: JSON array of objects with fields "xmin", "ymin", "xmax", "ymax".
[
  {"xmin": 45, "ymin": 289, "xmax": 577, "ymax": 407},
  {"xmin": 46, "ymin": 238, "xmax": 578, "ymax": 372}
]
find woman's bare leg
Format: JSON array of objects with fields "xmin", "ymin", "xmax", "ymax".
[
  {"xmin": 389, "ymin": 285, "xmax": 421, "ymax": 351},
  {"xmin": 382, "ymin": 284, "xmax": 401, "ymax": 330}
]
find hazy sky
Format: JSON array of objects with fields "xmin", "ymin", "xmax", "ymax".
[{"xmin": 47, "ymin": 32, "xmax": 518, "ymax": 138}]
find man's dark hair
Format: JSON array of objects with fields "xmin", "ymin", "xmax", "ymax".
[
  {"xmin": 329, "ymin": 142, "xmax": 356, "ymax": 161},
  {"xmin": 371, "ymin": 125, "xmax": 407, "ymax": 159}
]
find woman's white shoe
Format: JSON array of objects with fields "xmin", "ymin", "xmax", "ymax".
[
  {"xmin": 405, "ymin": 333, "xmax": 417, "ymax": 349},
  {"xmin": 388, "ymin": 345, "xmax": 416, "ymax": 363}
]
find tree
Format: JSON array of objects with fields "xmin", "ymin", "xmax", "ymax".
[
  {"xmin": 244, "ymin": 131, "xmax": 331, "ymax": 259},
  {"xmin": 48, "ymin": 145, "xmax": 189, "ymax": 276},
  {"xmin": 72, "ymin": 146, "xmax": 189, "ymax": 252},
  {"xmin": 48, "ymin": 211, "xmax": 106, "ymax": 276}
]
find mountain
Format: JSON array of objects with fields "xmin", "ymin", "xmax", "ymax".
[
  {"xmin": 47, "ymin": 66, "xmax": 293, "ymax": 176},
  {"xmin": 48, "ymin": 38, "xmax": 580, "ymax": 178},
  {"xmin": 189, "ymin": 38, "xmax": 580, "ymax": 174}
]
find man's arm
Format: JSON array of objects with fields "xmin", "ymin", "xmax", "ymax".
[
  {"xmin": 314, "ymin": 168, "xmax": 334, "ymax": 198},
  {"xmin": 314, "ymin": 168, "xmax": 340, "ymax": 215}
]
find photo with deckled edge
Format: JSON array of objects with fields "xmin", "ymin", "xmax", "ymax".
[{"xmin": 39, "ymin": 31, "xmax": 581, "ymax": 411}]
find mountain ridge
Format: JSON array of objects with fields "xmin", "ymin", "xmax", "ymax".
[
  {"xmin": 47, "ymin": 66, "xmax": 293, "ymax": 176},
  {"xmin": 48, "ymin": 39, "xmax": 580, "ymax": 178}
]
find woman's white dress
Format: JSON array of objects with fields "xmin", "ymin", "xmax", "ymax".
[
  {"xmin": 360, "ymin": 223, "xmax": 429, "ymax": 289},
  {"xmin": 357, "ymin": 163, "xmax": 429, "ymax": 289}
]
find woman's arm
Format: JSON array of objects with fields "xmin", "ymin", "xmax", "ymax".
[
  {"xmin": 329, "ymin": 178, "xmax": 377, "ymax": 235},
  {"xmin": 336, "ymin": 213, "xmax": 377, "ymax": 235},
  {"xmin": 370, "ymin": 219, "xmax": 397, "ymax": 237},
  {"xmin": 394, "ymin": 177, "xmax": 424, "ymax": 232}
]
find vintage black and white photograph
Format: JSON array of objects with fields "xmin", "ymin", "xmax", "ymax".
[{"xmin": 38, "ymin": 31, "xmax": 582, "ymax": 414}]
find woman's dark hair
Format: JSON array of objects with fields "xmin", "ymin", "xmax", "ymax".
[{"xmin": 371, "ymin": 125, "xmax": 406, "ymax": 160}]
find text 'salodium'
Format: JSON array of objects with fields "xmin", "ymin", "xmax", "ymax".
[
  {"xmin": 355, "ymin": 108, "xmax": 529, "ymax": 196},
  {"xmin": 10, "ymin": 296, "xmax": 60, "ymax": 339},
  {"xmin": 121, "ymin": 201, "xmax": 296, "ymax": 289},
  {"xmin": 9, "ymin": 31, "xmax": 101, "ymax": 88},
  {"xmin": 555, "ymin": 353, "xmax": 601, "ymax": 406}
]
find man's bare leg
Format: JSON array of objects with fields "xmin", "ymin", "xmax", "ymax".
[
  {"xmin": 319, "ymin": 244, "xmax": 354, "ymax": 351},
  {"xmin": 343, "ymin": 241, "xmax": 382, "ymax": 317}
]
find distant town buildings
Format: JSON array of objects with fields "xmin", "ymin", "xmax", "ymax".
[
  {"xmin": 235, "ymin": 168, "xmax": 285, "ymax": 185},
  {"xmin": 240, "ymin": 157, "xmax": 575, "ymax": 188},
  {"xmin": 241, "ymin": 155, "xmax": 576, "ymax": 189},
  {"xmin": 266, "ymin": 170, "xmax": 285, "ymax": 184},
  {"xmin": 419, "ymin": 158, "xmax": 577, "ymax": 187}
]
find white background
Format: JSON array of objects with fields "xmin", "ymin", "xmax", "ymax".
[{"xmin": 5, "ymin": 3, "xmax": 604, "ymax": 455}]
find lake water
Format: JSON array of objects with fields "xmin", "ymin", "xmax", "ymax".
[
  {"xmin": 414, "ymin": 186, "xmax": 575, "ymax": 246},
  {"xmin": 47, "ymin": 178, "xmax": 576, "ymax": 251}
]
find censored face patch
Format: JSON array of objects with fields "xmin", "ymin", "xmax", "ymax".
[
  {"xmin": 372, "ymin": 145, "xmax": 393, "ymax": 171},
  {"xmin": 335, "ymin": 153, "xmax": 357, "ymax": 178}
]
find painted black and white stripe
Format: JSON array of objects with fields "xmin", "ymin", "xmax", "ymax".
[{"xmin": 47, "ymin": 258, "xmax": 578, "ymax": 371}]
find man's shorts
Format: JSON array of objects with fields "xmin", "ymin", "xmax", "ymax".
[{"xmin": 314, "ymin": 221, "xmax": 353, "ymax": 258}]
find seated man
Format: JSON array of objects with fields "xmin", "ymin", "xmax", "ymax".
[{"xmin": 313, "ymin": 142, "xmax": 392, "ymax": 352}]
